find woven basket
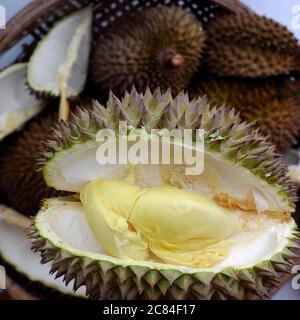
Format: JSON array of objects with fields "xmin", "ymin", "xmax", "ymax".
[
  {"xmin": 0, "ymin": 0, "xmax": 252, "ymax": 59},
  {"xmin": 0, "ymin": 0, "xmax": 298, "ymax": 300}
]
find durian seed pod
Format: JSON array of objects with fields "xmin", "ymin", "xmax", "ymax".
[
  {"xmin": 0, "ymin": 111, "xmax": 68, "ymax": 216},
  {"xmin": 91, "ymin": 5, "xmax": 206, "ymax": 96},
  {"xmin": 205, "ymin": 13, "xmax": 299, "ymax": 77},
  {"xmin": 191, "ymin": 76, "xmax": 300, "ymax": 152}
]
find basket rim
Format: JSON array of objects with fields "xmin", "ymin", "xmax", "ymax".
[{"xmin": 0, "ymin": 0, "xmax": 251, "ymax": 56}]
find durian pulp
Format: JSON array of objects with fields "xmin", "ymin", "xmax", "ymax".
[{"xmin": 80, "ymin": 169, "xmax": 241, "ymax": 268}]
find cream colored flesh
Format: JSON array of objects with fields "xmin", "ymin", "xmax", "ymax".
[{"xmin": 80, "ymin": 179, "xmax": 241, "ymax": 268}]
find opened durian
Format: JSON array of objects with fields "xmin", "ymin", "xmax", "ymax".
[
  {"xmin": 205, "ymin": 13, "xmax": 299, "ymax": 77},
  {"xmin": 91, "ymin": 6, "xmax": 205, "ymax": 96},
  {"xmin": 27, "ymin": 7, "xmax": 92, "ymax": 120},
  {"xmin": 31, "ymin": 88, "xmax": 299, "ymax": 300},
  {"xmin": 191, "ymin": 77, "xmax": 300, "ymax": 152},
  {"xmin": 0, "ymin": 111, "xmax": 67, "ymax": 216},
  {"xmin": 0, "ymin": 63, "xmax": 45, "ymax": 140}
]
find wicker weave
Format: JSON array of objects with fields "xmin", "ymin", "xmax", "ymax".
[{"xmin": 0, "ymin": 0, "xmax": 251, "ymax": 58}]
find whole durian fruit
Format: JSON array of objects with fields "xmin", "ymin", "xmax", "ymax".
[
  {"xmin": 191, "ymin": 77, "xmax": 300, "ymax": 152},
  {"xmin": 0, "ymin": 111, "xmax": 67, "ymax": 216},
  {"xmin": 91, "ymin": 6, "xmax": 205, "ymax": 96},
  {"xmin": 205, "ymin": 13, "xmax": 299, "ymax": 77},
  {"xmin": 31, "ymin": 88, "xmax": 299, "ymax": 300}
]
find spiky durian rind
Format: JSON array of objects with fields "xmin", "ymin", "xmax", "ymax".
[
  {"xmin": 191, "ymin": 77, "xmax": 300, "ymax": 152},
  {"xmin": 0, "ymin": 258, "xmax": 84, "ymax": 300},
  {"xmin": 207, "ymin": 13, "xmax": 298, "ymax": 53},
  {"xmin": 27, "ymin": 7, "xmax": 92, "ymax": 100},
  {"xmin": 0, "ymin": 111, "xmax": 68, "ymax": 216},
  {"xmin": 30, "ymin": 204, "xmax": 300, "ymax": 300},
  {"xmin": 205, "ymin": 13, "xmax": 299, "ymax": 77},
  {"xmin": 0, "ymin": 63, "xmax": 45, "ymax": 140},
  {"xmin": 0, "ymin": 204, "xmax": 85, "ymax": 298},
  {"xmin": 91, "ymin": 6, "xmax": 205, "ymax": 96},
  {"xmin": 40, "ymin": 87, "xmax": 297, "ymax": 207},
  {"xmin": 205, "ymin": 44, "xmax": 296, "ymax": 77}
]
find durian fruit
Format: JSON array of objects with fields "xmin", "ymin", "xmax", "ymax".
[
  {"xmin": 91, "ymin": 6, "xmax": 205, "ymax": 96},
  {"xmin": 0, "ymin": 205, "xmax": 85, "ymax": 298},
  {"xmin": 28, "ymin": 7, "xmax": 92, "ymax": 120},
  {"xmin": 31, "ymin": 88, "xmax": 299, "ymax": 300},
  {"xmin": 0, "ymin": 63, "xmax": 45, "ymax": 140},
  {"xmin": 205, "ymin": 13, "xmax": 299, "ymax": 77},
  {"xmin": 191, "ymin": 77, "xmax": 300, "ymax": 152},
  {"xmin": 0, "ymin": 111, "xmax": 67, "ymax": 216}
]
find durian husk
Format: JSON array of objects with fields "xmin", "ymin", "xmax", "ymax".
[
  {"xmin": 91, "ymin": 6, "xmax": 205, "ymax": 96},
  {"xmin": 205, "ymin": 13, "xmax": 299, "ymax": 77},
  {"xmin": 31, "ymin": 88, "xmax": 299, "ymax": 300},
  {"xmin": 191, "ymin": 76, "xmax": 300, "ymax": 152},
  {"xmin": 0, "ymin": 111, "xmax": 68, "ymax": 216}
]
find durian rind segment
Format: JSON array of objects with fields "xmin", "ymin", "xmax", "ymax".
[
  {"xmin": 28, "ymin": 7, "xmax": 92, "ymax": 98},
  {"xmin": 0, "ymin": 205, "xmax": 85, "ymax": 297},
  {"xmin": 31, "ymin": 198, "xmax": 300, "ymax": 300},
  {"xmin": 41, "ymin": 88, "xmax": 296, "ymax": 209},
  {"xmin": 0, "ymin": 63, "xmax": 44, "ymax": 140}
]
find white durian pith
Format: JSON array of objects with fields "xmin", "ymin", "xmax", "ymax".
[
  {"xmin": 0, "ymin": 63, "xmax": 44, "ymax": 140},
  {"xmin": 32, "ymin": 89, "xmax": 299, "ymax": 299},
  {"xmin": 44, "ymin": 140, "xmax": 292, "ymax": 214},
  {"xmin": 27, "ymin": 7, "xmax": 92, "ymax": 97}
]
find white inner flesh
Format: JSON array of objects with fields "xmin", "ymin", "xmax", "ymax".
[
  {"xmin": 28, "ymin": 7, "xmax": 92, "ymax": 97},
  {"xmin": 0, "ymin": 208, "xmax": 85, "ymax": 297},
  {"xmin": 45, "ymin": 140, "xmax": 290, "ymax": 213},
  {"xmin": 36, "ymin": 199, "xmax": 294, "ymax": 272},
  {"xmin": 0, "ymin": 63, "xmax": 44, "ymax": 140}
]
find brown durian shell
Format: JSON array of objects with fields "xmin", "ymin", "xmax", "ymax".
[
  {"xmin": 0, "ymin": 111, "xmax": 68, "ymax": 216},
  {"xmin": 205, "ymin": 13, "xmax": 299, "ymax": 77},
  {"xmin": 191, "ymin": 76, "xmax": 300, "ymax": 152},
  {"xmin": 91, "ymin": 5, "xmax": 206, "ymax": 96}
]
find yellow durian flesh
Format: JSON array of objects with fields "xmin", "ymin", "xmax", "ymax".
[{"xmin": 80, "ymin": 179, "xmax": 241, "ymax": 268}]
